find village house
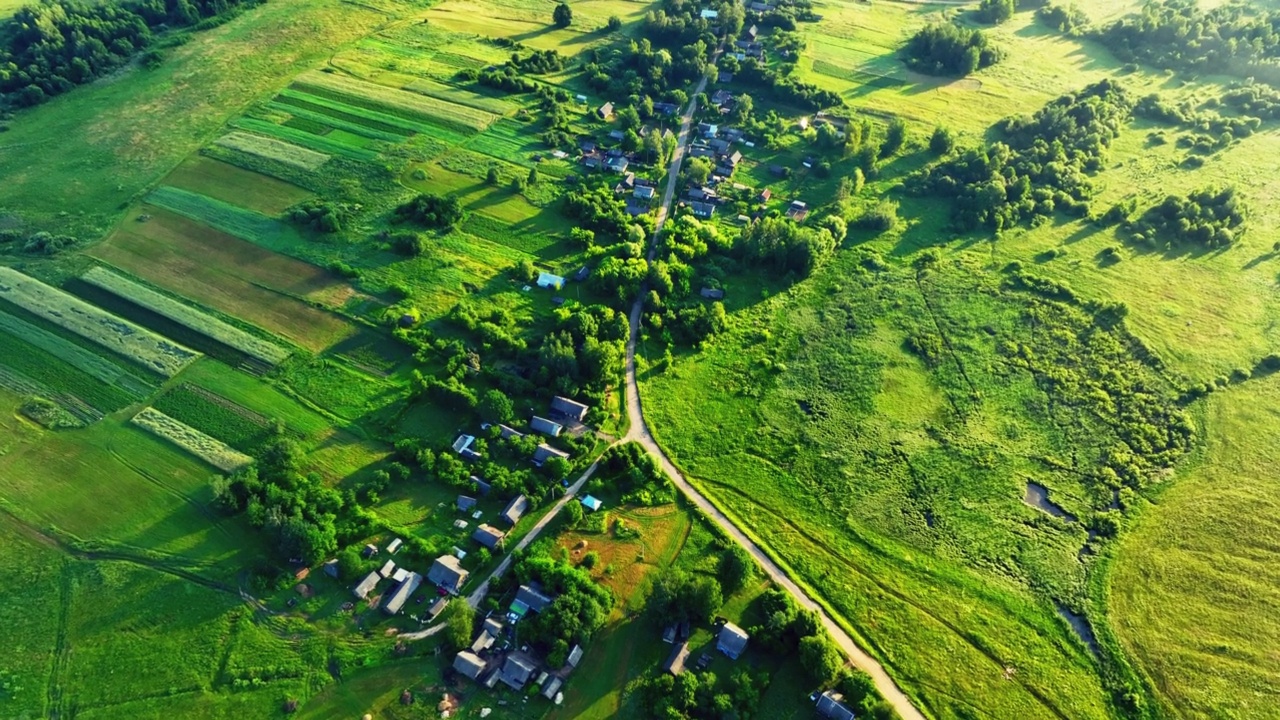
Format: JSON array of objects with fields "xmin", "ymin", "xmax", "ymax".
[
  {"xmin": 530, "ymin": 415, "xmax": 563, "ymax": 437},
  {"xmin": 711, "ymin": 90, "xmax": 733, "ymax": 107},
  {"xmin": 816, "ymin": 690, "xmax": 857, "ymax": 720},
  {"xmin": 378, "ymin": 559, "xmax": 396, "ymax": 578},
  {"xmin": 690, "ymin": 143, "xmax": 715, "ymax": 159},
  {"xmin": 533, "ymin": 443, "xmax": 570, "ymax": 466},
  {"xmin": 386, "ymin": 537, "xmax": 403, "ymax": 554},
  {"xmin": 718, "ymin": 71, "xmax": 734, "ymax": 83},
  {"xmin": 566, "ymin": 644, "xmax": 584, "ymax": 668},
  {"xmin": 453, "ymin": 651, "xmax": 487, "ymax": 680},
  {"xmin": 633, "ymin": 185, "xmax": 656, "ymax": 201},
  {"xmin": 323, "ymin": 558, "xmax": 340, "ymax": 578},
  {"xmin": 542, "ymin": 676, "xmax": 563, "ymax": 700},
  {"xmin": 700, "ymin": 287, "xmax": 726, "ymax": 300},
  {"xmin": 353, "ymin": 571, "xmax": 380, "ymax": 600},
  {"xmin": 653, "ymin": 101, "xmax": 679, "ymax": 115},
  {"xmin": 382, "ymin": 571, "xmax": 422, "ymax": 615},
  {"xmin": 501, "ymin": 494, "xmax": 530, "ymax": 525},
  {"xmin": 606, "ymin": 155, "xmax": 630, "ymax": 173},
  {"xmin": 514, "ymin": 583, "xmax": 555, "ymax": 615},
  {"xmin": 471, "ymin": 475, "xmax": 492, "ymax": 496},
  {"xmin": 758, "ymin": 188, "xmax": 772, "ymax": 202},
  {"xmin": 472, "ymin": 523, "xmax": 506, "ymax": 549},
  {"xmin": 499, "ymin": 655, "xmax": 538, "ymax": 690},
  {"xmin": 717, "ymin": 622, "xmax": 750, "ymax": 659},
  {"xmin": 578, "ymin": 139, "xmax": 596, "ymax": 154},
  {"xmin": 608, "ymin": 129, "xmax": 626, "ymax": 143},
  {"xmin": 551, "ymin": 395, "xmax": 590, "ymax": 422},
  {"xmin": 427, "ymin": 595, "xmax": 449, "ymax": 621},
  {"xmin": 745, "ymin": 23, "xmax": 758, "ymax": 40},
  {"xmin": 596, "ymin": 102, "xmax": 614, "ymax": 120},
  {"xmin": 786, "ymin": 200, "xmax": 810, "ymax": 222},
  {"xmin": 626, "ymin": 200, "xmax": 650, "ymax": 217},
  {"xmin": 457, "ymin": 495, "xmax": 477, "ymax": 512},
  {"xmin": 662, "ymin": 641, "xmax": 691, "ymax": 676},
  {"xmin": 536, "ymin": 272, "xmax": 565, "ymax": 290},
  {"xmin": 690, "ymin": 201, "xmax": 716, "ymax": 219},
  {"xmin": 427, "ymin": 554, "xmax": 469, "ymax": 593},
  {"xmin": 581, "ymin": 495, "xmax": 603, "ymax": 512}
]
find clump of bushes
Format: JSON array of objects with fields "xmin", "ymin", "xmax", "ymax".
[
  {"xmin": 1037, "ymin": 2, "xmax": 1087, "ymax": 33},
  {"xmin": 289, "ymin": 200, "xmax": 356, "ymax": 233},
  {"xmin": 902, "ymin": 23, "xmax": 1004, "ymax": 76},
  {"xmin": 1125, "ymin": 187, "xmax": 1247, "ymax": 249},
  {"xmin": 393, "ymin": 192, "xmax": 463, "ymax": 229}
]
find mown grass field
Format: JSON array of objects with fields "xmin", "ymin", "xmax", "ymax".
[
  {"xmin": 1110, "ymin": 376, "xmax": 1280, "ymax": 719},
  {"xmin": 163, "ymin": 156, "xmax": 314, "ymax": 215}
]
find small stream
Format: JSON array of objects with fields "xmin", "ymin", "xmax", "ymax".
[{"xmin": 1057, "ymin": 604, "xmax": 1101, "ymax": 657}]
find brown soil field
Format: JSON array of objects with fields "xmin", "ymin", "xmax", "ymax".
[
  {"xmin": 89, "ymin": 207, "xmax": 358, "ymax": 352},
  {"xmin": 163, "ymin": 156, "xmax": 313, "ymax": 215}
]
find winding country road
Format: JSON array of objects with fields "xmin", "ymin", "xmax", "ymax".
[{"xmin": 621, "ymin": 72, "xmax": 930, "ymax": 720}]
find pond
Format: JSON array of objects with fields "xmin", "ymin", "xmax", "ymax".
[
  {"xmin": 1057, "ymin": 604, "xmax": 1100, "ymax": 657},
  {"xmin": 1023, "ymin": 481, "xmax": 1077, "ymax": 522}
]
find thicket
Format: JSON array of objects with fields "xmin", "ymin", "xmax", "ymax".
[
  {"xmin": 595, "ymin": 442, "xmax": 673, "ymax": 505},
  {"xmin": 214, "ymin": 436, "xmax": 357, "ymax": 564},
  {"xmin": 1219, "ymin": 82, "xmax": 1280, "ymax": 120},
  {"xmin": 735, "ymin": 56, "xmax": 842, "ymax": 111},
  {"xmin": 564, "ymin": 183, "xmax": 632, "ymax": 238},
  {"xmin": 1097, "ymin": 0, "xmax": 1280, "ymax": 77},
  {"xmin": 908, "ymin": 79, "xmax": 1134, "ymax": 230},
  {"xmin": 1037, "ymin": 2, "xmax": 1087, "ymax": 33},
  {"xmin": 1124, "ymin": 187, "xmax": 1247, "ymax": 249},
  {"xmin": 902, "ymin": 23, "xmax": 1003, "ymax": 76},
  {"xmin": 0, "ymin": 0, "xmax": 257, "ymax": 107},
  {"xmin": 509, "ymin": 549, "xmax": 613, "ymax": 665},
  {"xmin": 976, "ymin": 0, "xmax": 1015, "ymax": 25},
  {"xmin": 289, "ymin": 200, "xmax": 357, "ymax": 233},
  {"xmin": 634, "ymin": 667, "xmax": 769, "ymax": 720},
  {"xmin": 392, "ymin": 193, "xmax": 463, "ymax": 229}
]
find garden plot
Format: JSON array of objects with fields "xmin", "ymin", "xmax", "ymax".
[
  {"xmin": 163, "ymin": 156, "xmax": 312, "ymax": 216},
  {"xmin": 82, "ymin": 267, "xmax": 291, "ymax": 366},
  {"xmin": 0, "ymin": 267, "xmax": 199, "ymax": 377},
  {"xmin": 214, "ymin": 131, "xmax": 331, "ymax": 171},
  {"xmin": 0, "ymin": 309, "xmax": 153, "ymax": 394},
  {"xmin": 230, "ymin": 117, "xmax": 380, "ymax": 161},
  {"xmin": 292, "ymin": 70, "xmax": 498, "ymax": 133},
  {"xmin": 131, "ymin": 407, "xmax": 253, "ymax": 472},
  {"xmin": 152, "ymin": 383, "xmax": 274, "ymax": 453}
]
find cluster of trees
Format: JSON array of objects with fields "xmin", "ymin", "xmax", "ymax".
[
  {"xmin": 0, "ymin": 228, "xmax": 78, "ymax": 255},
  {"xmin": 581, "ymin": 37, "xmax": 704, "ymax": 109},
  {"xmin": 213, "ymin": 435, "xmax": 355, "ymax": 564},
  {"xmin": 468, "ymin": 49, "xmax": 566, "ymax": 94},
  {"xmin": 509, "ymin": 550, "xmax": 613, "ymax": 665},
  {"xmin": 907, "ymin": 79, "xmax": 1134, "ymax": 230},
  {"xmin": 565, "ymin": 183, "xmax": 635, "ymax": 237},
  {"xmin": 1097, "ymin": 0, "xmax": 1280, "ymax": 76},
  {"xmin": 1125, "ymin": 187, "xmax": 1247, "ymax": 249},
  {"xmin": 535, "ymin": 85, "xmax": 578, "ymax": 148},
  {"xmin": 976, "ymin": 0, "xmax": 1016, "ymax": 25},
  {"xmin": 1219, "ymin": 82, "xmax": 1280, "ymax": 120},
  {"xmin": 392, "ymin": 193, "xmax": 463, "ymax": 229},
  {"xmin": 902, "ymin": 23, "xmax": 1004, "ymax": 76},
  {"xmin": 553, "ymin": 2, "xmax": 572, "ymax": 28},
  {"xmin": 648, "ymin": 570, "xmax": 724, "ymax": 627},
  {"xmin": 634, "ymin": 668, "xmax": 770, "ymax": 720},
  {"xmin": 1037, "ymin": 2, "xmax": 1088, "ymax": 33},
  {"xmin": 534, "ymin": 303, "xmax": 629, "ymax": 395},
  {"xmin": 0, "ymin": 0, "xmax": 255, "ymax": 107},
  {"xmin": 739, "ymin": 215, "xmax": 841, "ymax": 275},
  {"xmin": 595, "ymin": 442, "xmax": 673, "ymax": 505},
  {"xmin": 734, "ymin": 56, "xmax": 842, "ymax": 111},
  {"xmin": 289, "ymin": 200, "xmax": 357, "ymax": 233},
  {"xmin": 1133, "ymin": 93, "xmax": 1262, "ymax": 151}
]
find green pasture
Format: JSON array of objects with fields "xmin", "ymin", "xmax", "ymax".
[
  {"xmin": 0, "ymin": 0, "xmax": 390, "ymax": 234},
  {"xmin": 231, "ymin": 117, "xmax": 382, "ymax": 161},
  {"xmin": 1110, "ymin": 376, "xmax": 1280, "ymax": 719},
  {"xmin": 0, "ymin": 504, "xmax": 63, "ymax": 720}
]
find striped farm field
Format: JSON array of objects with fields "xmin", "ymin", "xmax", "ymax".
[
  {"xmin": 0, "ymin": 310, "xmax": 154, "ymax": 395},
  {"xmin": 146, "ymin": 186, "xmax": 302, "ymax": 248},
  {"xmin": 399, "ymin": 76, "xmax": 515, "ymax": 115},
  {"xmin": 89, "ymin": 207, "xmax": 359, "ymax": 353},
  {"xmin": 230, "ymin": 117, "xmax": 380, "ymax": 161},
  {"xmin": 273, "ymin": 90, "xmax": 420, "ymax": 136},
  {"xmin": 0, "ymin": 330, "xmax": 135, "ymax": 414},
  {"xmin": 152, "ymin": 384, "xmax": 274, "ymax": 454},
  {"xmin": 82, "ymin": 267, "xmax": 292, "ymax": 366},
  {"xmin": 214, "ymin": 130, "xmax": 331, "ymax": 171},
  {"xmin": 0, "ymin": 267, "xmax": 199, "ymax": 377},
  {"xmin": 162, "ymin": 156, "xmax": 312, "ymax": 216},
  {"xmin": 131, "ymin": 407, "xmax": 253, "ymax": 472},
  {"xmin": 292, "ymin": 70, "xmax": 497, "ymax": 132},
  {"xmin": 266, "ymin": 101, "xmax": 407, "ymax": 142}
]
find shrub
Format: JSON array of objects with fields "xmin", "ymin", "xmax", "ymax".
[
  {"xmin": 976, "ymin": 0, "xmax": 1015, "ymax": 25},
  {"xmin": 394, "ymin": 193, "xmax": 463, "ymax": 229},
  {"xmin": 856, "ymin": 201, "xmax": 899, "ymax": 233},
  {"xmin": 929, "ymin": 125, "xmax": 955, "ymax": 155}
]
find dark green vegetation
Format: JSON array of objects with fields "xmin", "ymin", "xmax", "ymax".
[
  {"xmin": 1098, "ymin": 0, "xmax": 1280, "ymax": 79},
  {"xmin": 902, "ymin": 23, "xmax": 1004, "ymax": 77}
]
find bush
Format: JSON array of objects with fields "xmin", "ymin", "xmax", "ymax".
[
  {"xmin": 929, "ymin": 125, "xmax": 955, "ymax": 155},
  {"xmin": 976, "ymin": 0, "xmax": 1015, "ymax": 25},
  {"xmin": 394, "ymin": 193, "xmax": 463, "ymax": 229},
  {"xmin": 856, "ymin": 201, "xmax": 899, "ymax": 233},
  {"xmin": 1037, "ymin": 3, "xmax": 1087, "ymax": 33},
  {"xmin": 1125, "ymin": 187, "xmax": 1246, "ymax": 249},
  {"xmin": 390, "ymin": 231, "xmax": 429, "ymax": 256}
]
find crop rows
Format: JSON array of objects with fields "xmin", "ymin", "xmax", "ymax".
[
  {"xmin": 292, "ymin": 70, "xmax": 496, "ymax": 133},
  {"xmin": 0, "ymin": 328, "xmax": 134, "ymax": 413},
  {"xmin": 0, "ymin": 308, "xmax": 154, "ymax": 394},
  {"xmin": 146, "ymin": 186, "xmax": 293, "ymax": 246},
  {"xmin": 131, "ymin": 407, "xmax": 253, "ymax": 472},
  {"xmin": 230, "ymin": 118, "xmax": 380, "ymax": 162},
  {"xmin": 152, "ymin": 384, "xmax": 273, "ymax": 453},
  {"xmin": 402, "ymin": 77, "xmax": 515, "ymax": 115},
  {"xmin": 268, "ymin": 101, "xmax": 408, "ymax": 142},
  {"xmin": 274, "ymin": 90, "xmax": 420, "ymax": 136},
  {"xmin": 82, "ymin": 267, "xmax": 291, "ymax": 366},
  {"xmin": 214, "ymin": 131, "xmax": 331, "ymax": 171},
  {"xmin": 0, "ymin": 267, "xmax": 200, "ymax": 378},
  {"xmin": 810, "ymin": 59, "xmax": 905, "ymax": 88}
]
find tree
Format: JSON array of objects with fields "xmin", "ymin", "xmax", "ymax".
[
  {"xmin": 719, "ymin": 545, "xmax": 757, "ymax": 594},
  {"xmin": 730, "ymin": 93, "xmax": 754, "ymax": 125},
  {"xmin": 528, "ymin": 166, "xmax": 540, "ymax": 185},
  {"xmin": 553, "ymin": 2, "xmax": 572, "ymax": 28},
  {"xmin": 446, "ymin": 602, "xmax": 476, "ymax": 651},
  {"xmin": 479, "ymin": 389, "xmax": 514, "ymax": 423},
  {"xmin": 564, "ymin": 498, "xmax": 584, "ymax": 527},
  {"xmin": 487, "ymin": 166, "xmax": 500, "ymax": 184},
  {"xmin": 977, "ymin": 0, "xmax": 1016, "ymax": 24},
  {"xmin": 607, "ymin": 14, "xmax": 622, "ymax": 31},
  {"xmin": 511, "ymin": 176, "xmax": 527, "ymax": 193},
  {"xmin": 880, "ymin": 117, "xmax": 907, "ymax": 158},
  {"xmin": 929, "ymin": 125, "xmax": 955, "ymax": 155},
  {"xmin": 684, "ymin": 157, "xmax": 713, "ymax": 186},
  {"xmin": 799, "ymin": 635, "xmax": 845, "ymax": 684}
]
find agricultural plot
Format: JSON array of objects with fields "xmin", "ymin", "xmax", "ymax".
[
  {"xmin": 176, "ymin": 360, "xmax": 333, "ymax": 440},
  {"xmin": 0, "ymin": 309, "xmax": 154, "ymax": 396},
  {"xmin": 230, "ymin": 116, "xmax": 382, "ymax": 161},
  {"xmin": 0, "ymin": 326, "xmax": 137, "ymax": 416},
  {"xmin": 131, "ymin": 407, "xmax": 254, "ymax": 472},
  {"xmin": 143, "ymin": 186, "xmax": 305, "ymax": 253},
  {"xmin": 83, "ymin": 267, "xmax": 291, "ymax": 366},
  {"xmin": 0, "ymin": 267, "xmax": 199, "ymax": 377},
  {"xmin": 292, "ymin": 70, "xmax": 498, "ymax": 133},
  {"xmin": 153, "ymin": 384, "xmax": 275, "ymax": 454},
  {"xmin": 89, "ymin": 206, "xmax": 361, "ymax": 352},
  {"xmin": 163, "ymin": 156, "xmax": 312, "ymax": 216},
  {"xmin": 214, "ymin": 130, "xmax": 332, "ymax": 171}
]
